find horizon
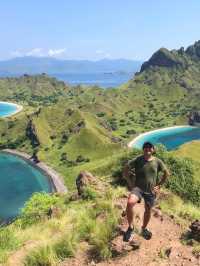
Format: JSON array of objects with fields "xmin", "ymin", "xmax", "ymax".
[
  {"xmin": 0, "ymin": 56, "xmax": 142, "ymax": 63},
  {"xmin": 1, "ymin": 1, "xmax": 200, "ymax": 61}
]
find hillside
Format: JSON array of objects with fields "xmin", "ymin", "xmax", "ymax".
[{"xmin": 1, "ymin": 40, "xmax": 200, "ymax": 265}]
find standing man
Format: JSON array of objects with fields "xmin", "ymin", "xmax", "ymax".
[{"xmin": 123, "ymin": 141, "xmax": 169, "ymax": 241}]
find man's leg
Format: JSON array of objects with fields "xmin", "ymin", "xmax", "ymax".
[
  {"xmin": 142, "ymin": 202, "xmax": 152, "ymax": 229},
  {"xmin": 126, "ymin": 194, "xmax": 139, "ymax": 228},
  {"xmin": 141, "ymin": 197, "xmax": 154, "ymax": 240},
  {"xmin": 123, "ymin": 193, "xmax": 139, "ymax": 242}
]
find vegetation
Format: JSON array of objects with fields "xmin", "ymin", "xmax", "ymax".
[{"xmin": 1, "ymin": 40, "xmax": 200, "ymax": 264}]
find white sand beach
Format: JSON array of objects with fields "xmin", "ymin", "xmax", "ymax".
[
  {"xmin": 127, "ymin": 125, "xmax": 196, "ymax": 148},
  {"xmin": 0, "ymin": 101, "xmax": 23, "ymax": 117}
]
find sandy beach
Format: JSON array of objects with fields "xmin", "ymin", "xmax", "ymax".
[
  {"xmin": 127, "ymin": 125, "xmax": 196, "ymax": 148},
  {"xmin": 0, "ymin": 101, "xmax": 23, "ymax": 117}
]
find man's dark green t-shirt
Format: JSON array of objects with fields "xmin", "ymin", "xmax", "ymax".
[{"xmin": 128, "ymin": 155, "xmax": 167, "ymax": 193}]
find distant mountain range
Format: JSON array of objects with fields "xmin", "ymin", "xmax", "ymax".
[{"xmin": 0, "ymin": 57, "xmax": 142, "ymax": 76}]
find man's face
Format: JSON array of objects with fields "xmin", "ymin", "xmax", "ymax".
[{"xmin": 143, "ymin": 145, "xmax": 154, "ymax": 156}]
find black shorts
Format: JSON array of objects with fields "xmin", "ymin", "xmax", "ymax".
[{"xmin": 131, "ymin": 187, "xmax": 156, "ymax": 207}]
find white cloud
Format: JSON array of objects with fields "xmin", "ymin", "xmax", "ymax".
[
  {"xmin": 26, "ymin": 48, "xmax": 44, "ymax": 57},
  {"xmin": 48, "ymin": 48, "xmax": 66, "ymax": 57},
  {"xmin": 11, "ymin": 50, "xmax": 23, "ymax": 57},
  {"xmin": 95, "ymin": 50, "xmax": 111, "ymax": 58},
  {"xmin": 10, "ymin": 48, "xmax": 67, "ymax": 58}
]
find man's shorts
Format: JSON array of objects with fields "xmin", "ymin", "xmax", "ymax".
[{"xmin": 131, "ymin": 187, "xmax": 156, "ymax": 207}]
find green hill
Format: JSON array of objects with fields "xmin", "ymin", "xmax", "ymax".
[
  {"xmin": 2, "ymin": 41, "xmax": 200, "ymax": 188},
  {"xmin": 1, "ymin": 41, "xmax": 200, "ymax": 265}
]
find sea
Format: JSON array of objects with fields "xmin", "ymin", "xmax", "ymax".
[{"xmin": 0, "ymin": 72, "xmax": 134, "ymax": 88}]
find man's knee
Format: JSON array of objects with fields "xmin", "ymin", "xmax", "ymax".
[{"xmin": 127, "ymin": 194, "xmax": 139, "ymax": 208}]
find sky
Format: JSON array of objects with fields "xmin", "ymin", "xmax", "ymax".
[{"xmin": 0, "ymin": 1, "xmax": 200, "ymax": 61}]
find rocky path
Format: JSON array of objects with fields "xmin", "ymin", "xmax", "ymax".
[
  {"xmin": 62, "ymin": 197, "xmax": 200, "ymax": 266},
  {"xmin": 98, "ymin": 198, "xmax": 200, "ymax": 266}
]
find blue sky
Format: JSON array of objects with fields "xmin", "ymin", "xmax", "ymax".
[{"xmin": 0, "ymin": 1, "xmax": 200, "ymax": 61}]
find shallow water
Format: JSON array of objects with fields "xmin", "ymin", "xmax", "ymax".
[
  {"xmin": 0, "ymin": 153, "xmax": 53, "ymax": 221},
  {"xmin": 131, "ymin": 126, "xmax": 200, "ymax": 150},
  {"xmin": 0, "ymin": 102, "xmax": 18, "ymax": 117}
]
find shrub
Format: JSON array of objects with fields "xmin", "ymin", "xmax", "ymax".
[
  {"xmin": 0, "ymin": 227, "xmax": 20, "ymax": 251},
  {"xmin": 24, "ymin": 245, "xmax": 57, "ymax": 266},
  {"xmin": 53, "ymin": 233, "xmax": 78, "ymax": 260},
  {"xmin": 96, "ymin": 112, "xmax": 106, "ymax": 117},
  {"xmin": 18, "ymin": 192, "xmax": 62, "ymax": 227}
]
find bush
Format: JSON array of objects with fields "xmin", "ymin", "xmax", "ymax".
[
  {"xmin": 24, "ymin": 245, "xmax": 57, "ymax": 266},
  {"xmin": 18, "ymin": 192, "xmax": 62, "ymax": 227},
  {"xmin": 0, "ymin": 227, "xmax": 20, "ymax": 250},
  {"xmin": 156, "ymin": 145, "xmax": 200, "ymax": 206},
  {"xmin": 53, "ymin": 233, "xmax": 78, "ymax": 260}
]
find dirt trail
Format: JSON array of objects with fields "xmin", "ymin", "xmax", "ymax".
[
  {"xmin": 62, "ymin": 197, "xmax": 200, "ymax": 266},
  {"xmin": 98, "ymin": 198, "xmax": 200, "ymax": 266}
]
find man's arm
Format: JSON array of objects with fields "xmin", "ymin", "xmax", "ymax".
[
  {"xmin": 154, "ymin": 162, "xmax": 170, "ymax": 193},
  {"xmin": 123, "ymin": 160, "xmax": 136, "ymax": 190},
  {"xmin": 157, "ymin": 168, "xmax": 170, "ymax": 187}
]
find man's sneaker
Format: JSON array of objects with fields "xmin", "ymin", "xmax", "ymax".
[
  {"xmin": 123, "ymin": 227, "xmax": 133, "ymax": 242},
  {"xmin": 141, "ymin": 228, "xmax": 152, "ymax": 240}
]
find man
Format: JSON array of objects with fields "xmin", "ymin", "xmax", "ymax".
[{"xmin": 123, "ymin": 141, "xmax": 169, "ymax": 241}]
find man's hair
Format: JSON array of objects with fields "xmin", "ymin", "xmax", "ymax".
[{"xmin": 142, "ymin": 141, "xmax": 155, "ymax": 150}]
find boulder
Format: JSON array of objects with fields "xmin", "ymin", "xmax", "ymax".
[
  {"xmin": 76, "ymin": 171, "xmax": 96, "ymax": 195},
  {"xmin": 189, "ymin": 220, "xmax": 200, "ymax": 241}
]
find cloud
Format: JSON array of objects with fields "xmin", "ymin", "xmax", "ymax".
[
  {"xmin": 11, "ymin": 50, "xmax": 23, "ymax": 57},
  {"xmin": 95, "ymin": 50, "xmax": 111, "ymax": 58},
  {"xmin": 48, "ymin": 48, "xmax": 66, "ymax": 57},
  {"xmin": 26, "ymin": 48, "xmax": 44, "ymax": 57},
  {"xmin": 10, "ymin": 48, "xmax": 67, "ymax": 58}
]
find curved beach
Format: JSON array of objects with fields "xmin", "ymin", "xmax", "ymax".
[
  {"xmin": 128, "ymin": 125, "xmax": 197, "ymax": 149},
  {"xmin": 0, "ymin": 101, "xmax": 23, "ymax": 117},
  {"xmin": 2, "ymin": 149, "xmax": 67, "ymax": 193}
]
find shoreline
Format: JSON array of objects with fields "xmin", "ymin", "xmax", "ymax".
[
  {"xmin": 2, "ymin": 149, "xmax": 67, "ymax": 193},
  {"xmin": 127, "ymin": 125, "xmax": 196, "ymax": 148},
  {"xmin": 0, "ymin": 101, "xmax": 23, "ymax": 117}
]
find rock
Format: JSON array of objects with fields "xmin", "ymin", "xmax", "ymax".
[
  {"xmin": 76, "ymin": 171, "xmax": 96, "ymax": 195},
  {"xmin": 129, "ymin": 239, "xmax": 141, "ymax": 250},
  {"xmin": 111, "ymin": 236, "xmax": 140, "ymax": 257},
  {"xmin": 153, "ymin": 208, "xmax": 163, "ymax": 221},
  {"xmin": 189, "ymin": 220, "xmax": 200, "ymax": 241},
  {"xmin": 90, "ymin": 260, "xmax": 96, "ymax": 266}
]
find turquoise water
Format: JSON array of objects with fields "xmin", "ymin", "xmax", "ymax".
[
  {"xmin": 0, "ymin": 153, "xmax": 53, "ymax": 222},
  {"xmin": 131, "ymin": 126, "xmax": 200, "ymax": 150},
  {"xmin": 0, "ymin": 102, "xmax": 18, "ymax": 117}
]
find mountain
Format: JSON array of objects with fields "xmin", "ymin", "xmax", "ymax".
[
  {"xmin": 1, "ymin": 41, "xmax": 200, "ymax": 265},
  {"xmin": 0, "ymin": 57, "xmax": 142, "ymax": 75}
]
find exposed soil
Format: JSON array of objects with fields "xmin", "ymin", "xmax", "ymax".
[{"xmin": 62, "ymin": 197, "xmax": 200, "ymax": 266}]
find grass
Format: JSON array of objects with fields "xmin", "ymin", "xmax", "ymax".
[
  {"xmin": 24, "ymin": 245, "xmax": 57, "ymax": 266},
  {"xmin": 159, "ymin": 190, "xmax": 200, "ymax": 223},
  {"xmin": 0, "ymin": 183, "xmax": 123, "ymax": 264}
]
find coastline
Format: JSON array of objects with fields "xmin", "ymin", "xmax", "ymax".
[
  {"xmin": 127, "ymin": 125, "xmax": 196, "ymax": 148},
  {"xmin": 2, "ymin": 149, "xmax": 67, "ymax": 193},
  {"xmin": 0, "ymin": 101, "xmax": 23, "ymax": 117}
]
